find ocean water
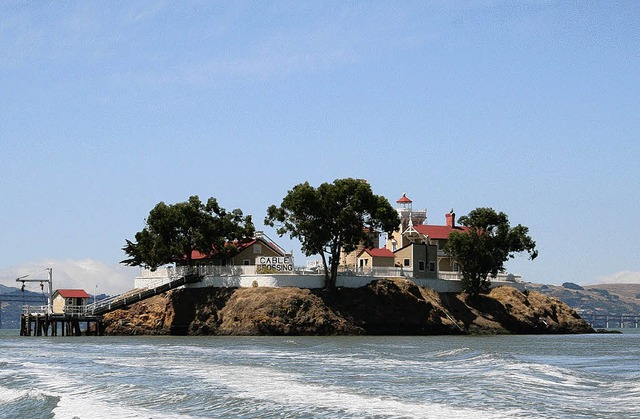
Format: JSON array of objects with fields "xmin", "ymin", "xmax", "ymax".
[{"xmin": 0, "ymin": 330, "xmax": 639, "ymax": 419}]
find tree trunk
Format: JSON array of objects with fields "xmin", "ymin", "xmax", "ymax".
[{"xmin": 325, "ymin": 249, "xmax": 340, "ymax": 293}]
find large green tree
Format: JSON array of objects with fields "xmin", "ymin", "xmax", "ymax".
[
  {"xmin": 122, "ymin": 195, "xmax": 254, "ymax": 270},
  {"xmin": 444, "ymin": 207, "xmax": 538, "ymax": 295},
  {"xmin": 265, "ymin": 178, "xmax": 400, "ymax": 291}
]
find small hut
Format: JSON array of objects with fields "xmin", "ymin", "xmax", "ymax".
[{"xmin": 52, "ymin": 289, "xmax": 91, "ymax": 315}]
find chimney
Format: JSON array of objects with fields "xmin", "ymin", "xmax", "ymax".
[{"xmin": 445, "ymin": 211, "xmax": 455, "ymax": 228}]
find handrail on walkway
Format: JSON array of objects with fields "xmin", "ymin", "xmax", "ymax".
[{"xmin": 83, "ymin": 267, "xmax": 202, "ymax": 316}]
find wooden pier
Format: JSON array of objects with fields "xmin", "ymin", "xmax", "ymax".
[
  {"xmin": 17, "ymin": 267, "xmax": 202, "ymax": 337},
  {"xmin": 20, "ymin": 313, "xmax": 104, "ymax": 336}
]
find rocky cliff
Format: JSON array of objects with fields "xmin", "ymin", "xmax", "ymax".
[{"xmin": 102, "ymin": 279, "xmax": 593, "ymax": 336}]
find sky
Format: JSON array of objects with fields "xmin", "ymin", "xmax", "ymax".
[{"xmin": 1, "ymin": 1, "xmax": 638, "ymax": 295}]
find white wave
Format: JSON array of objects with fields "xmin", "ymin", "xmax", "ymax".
[
  {"xmin": 52, "ymin": 393, "xmax": 192, "ymax": 419},
  {"xmin": 188, "ymin": 363, "xmax": 522, "ymax": 418},
  {"xmin": 487, "ymin": 358, "xmax": 601, "ymax": 390},
  {"xmin": 429, "ymin": 347, "xmax": 472, "ymax": 358},
  {"xmin": 0, "ymin": 386, "xmax": 32, "ymax": 403},
  {"xmin": 0, "ymin": 357, "xmax": 189, "ymax": 419},
  {"xmin": 212, "ymin": 345, "xmax": 451, "ymax": 373}
]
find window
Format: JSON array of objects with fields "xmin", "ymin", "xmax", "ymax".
[
  {"xmin": 429, "ymin": 262, "xmax": 436, "ymax": 272},
  {"xmin": 418, "ymin": 261, "xmax": 425, "ymax": 271},
  {"xmin": 243, "ymin": 259, "xmax": 251, "ymax": 266},
  {"xmin": 403, "ymin": 258, "xmax": 410, "ymax": 267},
  {"xmin": 453, "ymin": 262, "xmax": 459, "ymax": 272},
  {"xmin": 253, "ymin": 244, "xmax": 262, "ymax": 254}
]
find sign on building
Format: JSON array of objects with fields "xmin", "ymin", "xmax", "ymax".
[{"xmin": 256, "ymin": 256, "xmax": 294, "ymax": 274}]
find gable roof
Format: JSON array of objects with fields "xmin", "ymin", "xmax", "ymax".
[
  {"xmin": 189, "ymin": 237, "xmax": 285, "ymax": 261},
  {"xmin": 190, "ymin": 239, "xmax": 254, "ymax": 260},
  {"xmin": 413, "ymin": 224, "xmax": 469, "ymax": 240},
  {"xmin": 54, "ymin": 289, "xmax": 91, "ymax": 299},
  {"xmin": 358, "ymin": 247, "xmax": 395, "ymax": 258}
]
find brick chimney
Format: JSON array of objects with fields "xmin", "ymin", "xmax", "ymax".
[{"xmin": 445, "ymin": 211, "xmax": 455, "ymax": 228}]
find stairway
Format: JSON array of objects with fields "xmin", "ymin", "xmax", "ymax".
[{"xmin": 85, "ymin": 271, "xmax": 202, "ymax": 316}]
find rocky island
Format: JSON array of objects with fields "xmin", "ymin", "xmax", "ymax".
[
  {"xmin": 102, "ymin": 279, "xmax": 593, "ymax": 336},
  {"xmin": 106, "ymin": 186, "xmax": 568, "ymax": 336}
]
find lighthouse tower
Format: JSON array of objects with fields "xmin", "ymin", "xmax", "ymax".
[
  {"xmin": 384, "ymin": 193, "xmax": 428, "ymax": 250},
  {"xmin": 395, "ymin": 193, "xmax": 427, "ymax": 232}
]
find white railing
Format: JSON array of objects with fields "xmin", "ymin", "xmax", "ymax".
[
  {"xmin": 438, "ymin": 271, "xmax": 462, "ymax": 280},
  {"xmin": 84, "ymin": 289, "xmax": 146, "ymax": 315},
  {"xmin": 62, "ymin": 305, "xmax": 87, "ymax": 316},
  {"xmin": 437, "ymin": 271, "xmax": 522, "ymax": 282},
  {"xmin": 139, "ymin": 265, "xmax": 526, "ymax": 282},
  {"xmin": 138, "ymin": 264, "xmax": 347, "ymax": 279},
  {"xmin": 337, "ymin": 267, "xmax": 414, "ymax": 278},
  {"xmin": 197, "ymin": 265, "xmax": 257, "ymax": 276},
  {"xmin": 22, "ymin": 305, "xmax": 50, "ymax": 315},
  {"xmin": 137, "ymin": 266, "xmax": 173, "ymax": 278},
  {"xmin": 138, "ymin": 265, "xmax": 259, "ymax": 280}
]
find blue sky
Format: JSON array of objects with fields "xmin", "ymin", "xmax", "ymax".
[{"xmin": 1, "ymin": 1, "xmax": 638, "ymax": 294}]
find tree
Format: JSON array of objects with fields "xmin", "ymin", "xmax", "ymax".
[
  {"xmin": 121, "ymin": 195, "xmax": 254, "ymax": 270},
  {"xmin": 265, "ymin": 178, "xmax": 400, "ymax": 291},
  {"xmin": 444, "ymin": 207, "xmax": 538, "ymax": 295}
]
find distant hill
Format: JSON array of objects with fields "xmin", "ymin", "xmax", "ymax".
[
  {"xmin": 0, "ymin": 288, "xmax": 112, "ymax": 329},
  {"xmin": 0, "ymin": 284, "xmax": 15, "ymax": 293},
  {"xmin": 0, "ymin": 288, "xmax": 48, "ymax": 329},
  {"xmin": 585, "ymin": 283, "xmax": 640, "ymax": 301},
  {"xmin": 525, "ymin": 282, "xmax": 640, "ymax": 314}
]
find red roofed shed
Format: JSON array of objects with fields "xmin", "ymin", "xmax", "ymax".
[
  {"xmin": 55, "ymin": 289, "xmax": 91, "ymax": 299},
  {"xmin": 52, "ymin": 289, "xmax": 91, "ymax": 315}
]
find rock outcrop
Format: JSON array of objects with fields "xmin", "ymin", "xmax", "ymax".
[{"xmin": 102, "ymin": 279, "xmax": 594, "ymax": 336}]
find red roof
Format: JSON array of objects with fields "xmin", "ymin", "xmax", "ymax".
[
  {"xmin": 396, "ymin": 193, "xmax": 412, "ymax": 203},
  {"xmin": 55, "ymin": 289, "xmax": 91, "ymax": 299},
  {"xmin": 189, "ymin": 237, "xmax": 285, "ymax": 260},
  {"xmin": 413, "ymin": 224, "xmax": 468, "ymax": 240},
  {"xmin": 360, "ymin": 247, "xmax": 395, "ymax": 258},
  {"xmin": 190, "ymin": 239, "xmax": 256, "ymax": 260}
]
